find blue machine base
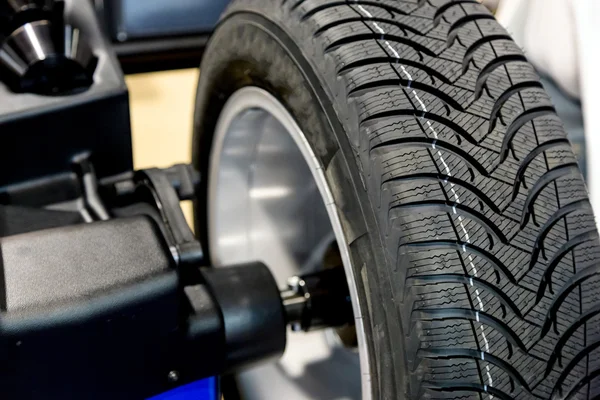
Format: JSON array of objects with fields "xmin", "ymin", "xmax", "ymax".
[{"xmin": 148, "ymin": 378, "xmax": 218, "ymax": 400}]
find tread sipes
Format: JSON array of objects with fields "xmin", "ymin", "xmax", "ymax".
[{"xmin": 292, "ymin": 0, "xmax": 600, "ymax": 398}]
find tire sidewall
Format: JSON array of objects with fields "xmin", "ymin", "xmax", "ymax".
[{"xmin": 193, "ymin": 8, "xmax": 407, "ymax": 399}]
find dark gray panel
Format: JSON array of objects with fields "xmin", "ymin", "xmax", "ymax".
[{"xmin": 111, "ymin": 0, "xmax": 230, "ymax": 40}]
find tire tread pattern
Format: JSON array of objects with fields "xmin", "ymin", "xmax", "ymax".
[{"xmin": 291, "ymin": 1, "xmax": 600, "ymax": 399}]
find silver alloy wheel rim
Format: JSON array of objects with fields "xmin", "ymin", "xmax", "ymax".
[{"xmin": 208, "ymin": 87, "xmax": 371, "ymax": 399}]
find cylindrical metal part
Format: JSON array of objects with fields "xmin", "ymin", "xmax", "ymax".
[
  {"xmin": 2, "ymin": 0, "xmax": 54, "ymax": 14},
  {"xmin": 0, "ymin": 1, "xmax": 96, "ymax": 95},
  {"xmin": 284, "ymin": 268, "xmax": 354, "ymax": 332},
  {"xmin": 0, "ymin": 0, "xmax": 57, "ymax": 36},
  {"xmin": 200, "ymin": 262, "xmax": 287, "ymax": 371},
  {"xmin": 281, "ymin": 288, "xmax": 307, "ymax": 330},
  {"xmin": 2, "ymin": 21, "xmax": 56, "ymax": 72}
]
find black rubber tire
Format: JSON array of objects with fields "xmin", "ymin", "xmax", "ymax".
[{"xmin": 193, "ymin": 1, "xmax": 600, "ymax": 399}]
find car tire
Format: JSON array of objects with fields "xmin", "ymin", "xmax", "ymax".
[{"xmin": 193, "ymin": 1, "xmax": 600, "ymax": 398}]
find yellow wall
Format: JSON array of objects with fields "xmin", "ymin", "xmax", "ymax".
[{"xmin": 126, "ymin": 68, "xmax": 200, "ymax": 225}]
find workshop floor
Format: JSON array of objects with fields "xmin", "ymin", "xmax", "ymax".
[{"xmin": 126, "ymin": 68, "xmax": 200, "ymax": 224}]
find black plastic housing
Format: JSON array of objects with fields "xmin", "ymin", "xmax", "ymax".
[
  {"xmin": 0, "ymin": 217, "xmax": 185, "ymax": 399},
  {"xmin": 0, "ymin": 212, "xmax": 288, "ymax": 399},
  {"xmin": 201, "ymin": 263, "xmax": 287, "ymax": 371}
]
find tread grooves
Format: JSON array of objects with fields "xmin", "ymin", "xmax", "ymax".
[
  {"xmin": 528, "ymin": 199, "xmax": 592, "ymax": 271},
  {"xmin": 423, "ymin": 381, "xmax": 514, "ymax": 400},
  {"xmin": 382, "ymin": 173, "xmax": 501, "ymax": 213},
  {"xmin": 552, "ymin": 342, "xmax": 600, "ymax": 398},
  {"xmin": 536, "ymin": 230, "xmax": 599, "ymax": 302},
  {"xmin": 489, "ymin": 81, "xmax": 544, "ymax": 132},
  {"xmin": 541, "ymin": 264, "xmax": 600, "ymax": 338},
  {"xmin": 298, "ymin": 1, "xmax": 407, "ymax": 20},
  {"xmin": 338, "ymin": 57, "xmax": 452, "ymax": 84},
  {"xmin": 520, "ymin": 163, "xmax": 580, "ymax": 228},
  {"xmin": 406, "ymin": 274, "xmax": 522, "ymax": 317},
  {"xmin": 498, "ymin": 107, "xmax": 557, "ymax": 164},
  {"xmin": 314, "ymin": 17, "xmax": 422, "ymax": 37},
  {"xmin": 499, "ymin": 107, "xmax": 557, "ymax": 165},
  {"xmin": 324, "ymin": 34, "xmax": 436, "ymax": 57},
  {"xmin": 462, "ymin": 35, "xmax": 513, "ymax": 74},
  {"xmin": 419, "ymin": 347, "xmax": 532, "ymax": 392},
  {"xmin": 369, "ymin": 137, "xmax": 488, "ymax": 176},
  {"xmin": 474, "ymin": 55, "xmax": 529, "ymax": 100},
  {"xmin": 401, "ymin": 240, "xmax": 517, "ymax": 283},
  {"xmin": 447, "ymin": 14, "xmax": 496, "ymax": 46},
  {"xmin": 391, "ymin": 200, "xmax": 507, "ymax": 244},
  {"xmin": 290, "ymin": 0, "xmax": 307, "ymax": 10},
  {"xmin": 433, "ymin": 0, "xmax": 478, "ymax": 27},
  {"xmin": 348, "ymin": 79, "xmax": 465, "ymax": 111},
  {"xmin": 563, "ymin": 369, "xmax": 600, "ymax": 400},
  {"xmin": 363, "ymin": 110, "xmax": 479, "ymax": 146},
  {"xmin": 512, "ymin": 139, "xmax": 572, "ymax": 202},
  {"xmin": 413, "ymin": 308, "xmax": 526, "ymax": 351}
]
